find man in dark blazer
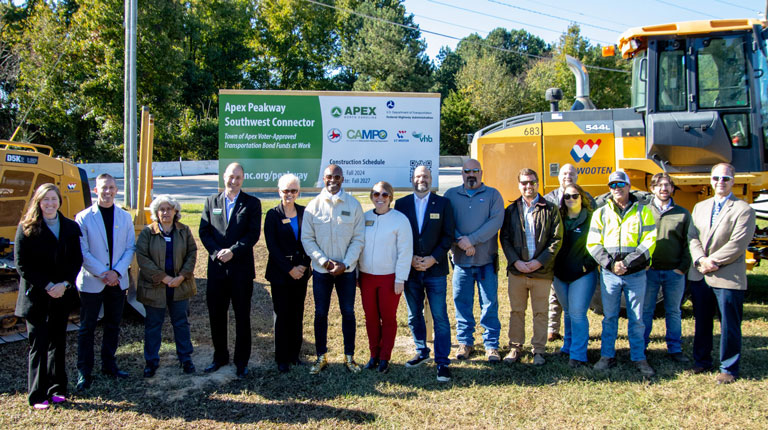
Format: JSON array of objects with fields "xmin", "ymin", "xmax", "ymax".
[
  {"xmin": 394, "ymin": 165, "xmax": 455, "ymax": 382},
  {"xmin": 199, "ymin": 162, "xmax": 261, "ymax": 378},
  {"xmin": 688, "ymin": 162, "xmax": 756, "ymax": 384}
]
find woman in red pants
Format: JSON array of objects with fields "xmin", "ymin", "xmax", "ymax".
[{"xmin": 358, "ymin": 181, "xmax": 413, "ymax": 373}]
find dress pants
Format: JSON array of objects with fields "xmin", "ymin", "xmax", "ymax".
[
  {"xmin": 690, "ymin": 279, "xmax": 745, "ymax": 377},
  {"xmin": 206, "ymin": 275, "xmax": 253, "ymax": 368},
  {"xmin": 270, "ymin": 277, "xmax": 308, "ymax": 364},
  {"xmin": 508, "ymin": 274, "xmax": 551, "ymax": 354},
  {"xmin": 359, "ymin": 273, "xmax": 400, "ymax": 361},
  {"xmin": 77, "ymin": 285, "xmax": 126, "ymax": 375},
  {"xmin": 25, "ymin": 301, "xmax": 70, "ymax": 405}
]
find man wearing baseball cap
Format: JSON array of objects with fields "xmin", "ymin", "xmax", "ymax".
[{"xmin": 587, "ymin": 170, "xmax": 657, "ymax": 376}]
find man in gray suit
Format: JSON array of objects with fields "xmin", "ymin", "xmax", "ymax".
[
  {"xmin": 75, "ymin": 173, "xmax": 136, "ymax": 390},
  {"xmin": 689, "ymin": 163, "xmax": 756, "ymax": 384}
]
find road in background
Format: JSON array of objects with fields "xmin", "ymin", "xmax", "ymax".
[{"xmin": 89, "ymin": 167, "xmax": 465, "ymax": 205}]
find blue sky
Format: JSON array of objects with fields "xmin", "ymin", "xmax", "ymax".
[{"xmin": 402, "ymin": 0, "xmax": 765, "ymax": 61}]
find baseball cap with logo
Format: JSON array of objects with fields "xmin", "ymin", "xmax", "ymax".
[{"xmin": 607, "ymin": 171, "xmax": 630, "ymax": 185}]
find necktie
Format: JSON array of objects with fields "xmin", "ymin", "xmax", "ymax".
[{"xmin": 711, "ymin": 200, "xmax": 722, "ymax": 227}]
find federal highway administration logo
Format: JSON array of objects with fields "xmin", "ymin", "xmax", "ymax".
[
  {"xmin": 331, "ymin": 107, "xmax": 342, "ymax": 118},
  {"xmin": 570, "ymin": 139, "xmax": 601, "ymax": 163},
  {"xmin": 327, "ymin": 128, "xmax": 341, "ymax": 142},
  {"xmin": 386, "ymin": 100, "xmax": 395, "ymax": 109}
]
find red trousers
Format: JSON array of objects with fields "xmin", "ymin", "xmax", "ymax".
[{"xmin": 359, "ymin": 272, "xmax": 401, "ymax": 361}]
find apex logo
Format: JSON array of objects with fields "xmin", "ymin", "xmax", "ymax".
[
  {"xmin": 331, "ymin": 107, "xmax": 342, "ymax": 118},
  {"xmin": 570, "ymin": 139, "xmax": 601, "ymax": 162}
]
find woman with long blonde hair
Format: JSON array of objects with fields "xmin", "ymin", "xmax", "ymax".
[{"xmin": 14, "ymin": 183, "xmax": 83, "ymax": 409}]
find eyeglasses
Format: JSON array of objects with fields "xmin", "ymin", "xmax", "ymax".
[
  {"xmin": 463, "ymin": 168, "xmax": 481, "ymax": 174},
  {"xmin": 372, "ymin": 191, "xmax": 391, "ymax": 198},
  {"xmin": 711, "ymin": 175, "xmax": 733, "ymax": 183},
  {"xmin": 281, "ymin": 189, "xmax": 298, "ymax": 194},
  {"xmin": 519, "ymin": 181, "xmax": 537, "ymax": 186},
  {"xmin": 324, "ymin": 174, "xmax": 342, "ymax": 181},
  {"xmin": 609, "ymin": 182, "xmax": 628, "ymax": 189},
  {"xmin": 563, "ymin": 193, "xmax": 580, "ymax": 200}
]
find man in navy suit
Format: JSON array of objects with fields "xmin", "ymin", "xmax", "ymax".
[
  {"xmin": 394, "ymin": 165, "xmax": 455, "ymax": 382},
  {"xmin": 199, "ymin": 162, "xmax": 261, "ymax": 378}
]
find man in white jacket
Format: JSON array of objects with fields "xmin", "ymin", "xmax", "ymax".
[
  {"xmin": 75, "ymin": 173, "xmax": 136, "ymax": 390},
  {"xmin": 301, "ymin": 164, "xmax": 365, "ymax": 374}
]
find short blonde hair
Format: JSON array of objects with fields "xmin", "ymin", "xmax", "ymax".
[{"xmin": 149, "ymin": 195, "xmax": 182, "ymax": 222}]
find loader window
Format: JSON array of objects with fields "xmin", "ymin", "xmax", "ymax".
[
  {"xmin": 657, "ymin": 41, "xmax": 686, "ymax": 112},
  {"xmin": 631, "ymin": 51, "xmax": 647, "ymax": 109},
  {"xmin": 722, "ymin": 114, "xmax": 750, "ymax": 147},
  {"xmin": 0, "ymin": 170, "xmax": 34, "ymax": 198},
  {"xmin": 697, "ymin": 37, "xmax": 749, "ymax": 108},
  {"xmin": 33, "ymin": 174, "xmax": 55, "ymax": 192}
]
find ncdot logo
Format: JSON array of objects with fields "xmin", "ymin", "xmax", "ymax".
[
  {"xmin": 327, "ymin": 128, "xmax": 341, "ymax": 142},
  {"xmin": 331, "ymin": 107, "xmax": 342, "ymax": 118},
  {"xmin": 347, "ymin": 129, "xmax": 387, "ymax": 140},
  {"xmin": 570, "ymin": 138, "xmax": 601, "ymax": 162}
]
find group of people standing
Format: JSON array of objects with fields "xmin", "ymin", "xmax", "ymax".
[{"xmin": 13, "ymin": 158, "xmax": 754, "ymax": 410}]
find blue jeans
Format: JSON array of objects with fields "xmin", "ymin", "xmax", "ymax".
[
  {"xmin": 642, "ymin": 269, "xmax": 685, "ymax": 353},
  {"xmin": 552, "ymin": 271, "xmax": 597, "ymax": 362},
  {"xmin": 599, "ymin": 270, "xmax": 647, "ymax": 361},
  {"xmin": 144, "ymin": 295, "xmax": 193, "ymax": 367},
  {"xmin": 404, "ymin": 273, "xmax": 452, "ymax": 365},
  {"xmin": 312, "ymin": 270, "xmax": 357, "ymax": 356},
  {"xmin": 690, "ymin": 279, "xmax": 744, "ymax": 377},
  {"xmin": 452, "ymin": 263, "xmax": 500, "ymax": 349}
]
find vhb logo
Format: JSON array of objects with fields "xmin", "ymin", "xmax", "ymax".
[{"xmin": 570, "ymin": 139, "xmax": 601, "ymax": 162}]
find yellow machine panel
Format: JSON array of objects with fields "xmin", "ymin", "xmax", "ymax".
[{"xmin": 476, "ymin": 123, "xmax": 543, "ymax": 204}]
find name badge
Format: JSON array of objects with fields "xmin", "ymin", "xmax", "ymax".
[
  {"xmin": 430, "ymin": 213, "xmax": 440, "ymax": 219},
  {"xmin": 282, "ymin": 218, "xmax": 291, "ymax": 224},
  {"xmin": 341, "ymin": 210, "xmax": 350, "ymax": 216},
  {"xmin": 365, "ymin": 220, "xmax": 374, "ymax": 227},
  {"xmin": 213, "ymin": 208, "xmax": 223, "ymax": 215},
  {"xmin": 163, "ymin": 236, "xmax": 171, "ymax": 242}
]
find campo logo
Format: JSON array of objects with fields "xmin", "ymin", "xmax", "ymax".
[
  {"xmin": 331, "ymin": 107, "xmax": 342, "ymax": 118},
  {"xmin": 570, "ymin": 139, "xmax": 601, "ymax": 162},
  {"xmin": 348, "ymin": 129, "xmax": 387, "ymax": 140},
  {"xmin": 327, "ymin": 128, "xmax": 341, "ymax": 142}
]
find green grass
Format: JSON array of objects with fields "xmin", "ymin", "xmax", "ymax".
[{"xmin": 1, "ymin": 205, "xmax": 767, "ymax": 429}]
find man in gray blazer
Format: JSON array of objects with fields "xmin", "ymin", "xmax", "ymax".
[
  {"xmin": 689, "ymin": 163, "xmax": 756, "ymax": 384},
  {"xmin": 75, "ymin": 173, "xmax": 136, "ymax": 390}
]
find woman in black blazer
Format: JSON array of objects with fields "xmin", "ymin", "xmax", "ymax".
[
  {"xmin": 264, "ymin": 174, "xmax": 311, "ymax": 372},
  {"xmin": 14, "ymin": 183, "xmax": 83, "ymax": 409}
]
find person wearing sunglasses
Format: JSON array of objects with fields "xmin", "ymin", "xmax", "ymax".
[
  {"xmin": 551, "ymin": 183, "xmax": 597, "ymax": 367},
  {"xmin": 444, "ymin": 159, "xmax": 505, "ymax": 362},
  {"xmin": 264, "ymin": 174, "xmax": 311, "ymax": 373},
  {"xmin": 642, "ymin": 173, "xmax": 692, "ymax": 365},
  {"xmin": 301, "ymin": 164, "xmax": 365, "ymax": 374},
  {"xmin": 543, "ymin": 164, "xmax": 596, "ymax": 344},
  {"xmin": 500, "ymin": 168, "xmax": 563, "ymax": 366},
  {"xmin": 689, "ymin": 163, "xmax": 755, "ymax": 384},
  {"xmin": 358, "ymin": 181, "xmax": 413, "ymax": 374},
  {"xmin": 587, "ymin": 170, "xmax": 657, "ymax": 377}
]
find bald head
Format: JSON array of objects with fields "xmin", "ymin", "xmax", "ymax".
[
  {"xmin": 462, "ymin": 159, "xmax": 482, "ymax": 189},
  {"xmin": 559, "ymin": 164, "xmax": 577, "ymax": 188},
  {"xmin": 323, "ymin": 164, "xmax": 344, "ymax": 195},
  {"xmin": 412, "ymin": 165, "xmax": 432, "ymax": 195}
]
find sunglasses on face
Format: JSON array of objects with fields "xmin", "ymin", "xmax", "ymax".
[
  {"xmin": 563, "ymin": 193, "xmax": 580, "ymax": 200},
  {"xmin": 281, "ymin": 189, "xmax": 299, "ymax": 194},
  {"xmin": 463, "ymin": 168, "xmax": 481, "ymax": 174},
  {"xmin": 711, "ymin": 175, "xmax": 733, "ymax": 183},
  {"xmin": 324, "ymin": 174, "xmax": 342, "ymax": 181},
  {"xmin": 372, "ymin": 191, "xmax": 391, "ymax": 198},
  {"xmin": 609, "ymin": 182, "xmax": 627, "ymax": 189},
  {"xmin": 519, "ymin": 181, "xmax": 537, "ymax": 186}
]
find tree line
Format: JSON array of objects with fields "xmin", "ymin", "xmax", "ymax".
[{"xmin": 0, "ymin": 0, "xmax": 631, "ymax": 162}]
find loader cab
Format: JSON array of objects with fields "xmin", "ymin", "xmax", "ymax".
[{"xmin": 622, "ymin": 20, "xmax": 768, "ymax": 173}]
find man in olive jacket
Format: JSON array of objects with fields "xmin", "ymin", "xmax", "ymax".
[{"xmin": 499, "ymin": 168, "xmax": 563, "ymax": 365}]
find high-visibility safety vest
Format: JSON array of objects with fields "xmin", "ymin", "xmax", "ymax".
[{"xmin": 587, "ymin": 198, "xmax": 656, "ymax": 274}]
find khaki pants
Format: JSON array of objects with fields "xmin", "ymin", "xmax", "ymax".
[{"xmin": 508, "ymin": 275, "xmax": 551, "ymax": 354}]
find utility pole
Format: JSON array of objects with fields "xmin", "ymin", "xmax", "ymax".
[{"xmin": 123, "ymin": 0, "xmax": 137, "ymax": 208}]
